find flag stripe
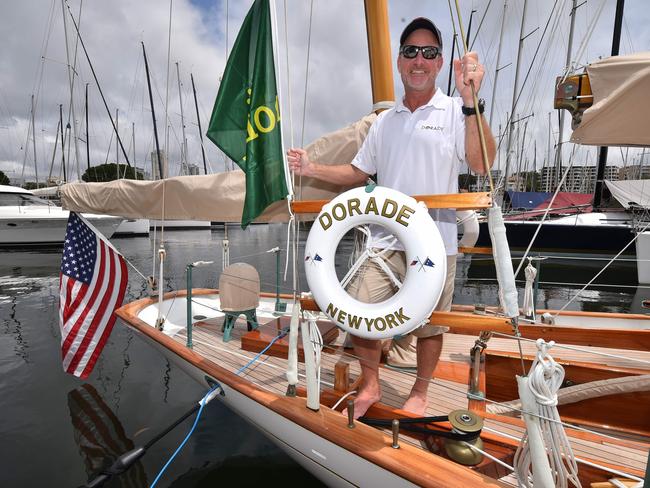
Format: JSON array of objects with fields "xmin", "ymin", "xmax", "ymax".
[
  {"xmin": 59, "ymin": 212, "xmax": 128, "ymax": 379},
  {"xmin": 62, "ymin": 243, "xmax": 108, "ymax": 362},
  {"xmin": 62, "ymin": 277, "xmax": 87, "ymax": 327},
  {"xmin": 74, "ymin": 250, "xmax": 124, "ymax": 378},
  {"xmin": 67, "ymin": 241, "xmax": 117, "ymax": 374},
  {"xmin": 79, "ymin": 257, "xmax": 127, "ymax": 379}
]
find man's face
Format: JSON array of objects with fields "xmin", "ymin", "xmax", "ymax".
[{"xmin": 397, "ymin": 28, "xmax": 443, "ymax": 94}]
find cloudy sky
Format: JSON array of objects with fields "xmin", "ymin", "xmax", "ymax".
[{"xmin": 1, "ymin": 0, "xmax": 649, "ymax": 184}]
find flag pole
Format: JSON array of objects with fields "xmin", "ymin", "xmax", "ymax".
[{"xmin": 269, "ymin": 0, "xmax": 294, "ymax": 198}]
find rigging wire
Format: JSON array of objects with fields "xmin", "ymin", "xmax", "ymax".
[
  {"xmin": 149, "ymin": 329, "xmax": 289, "ymax": 487},
  {"xmin": 179, "ymin": 306, "xmax": 648, "ymax": 474},
  {"xmin": 555, "ymin": 219, "xmax": 650, "ymax": 315}
]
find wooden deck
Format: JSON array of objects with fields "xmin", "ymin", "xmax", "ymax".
[{"xmin": 174, "ymin": 313, "xmax": 649, "ymax": 485}]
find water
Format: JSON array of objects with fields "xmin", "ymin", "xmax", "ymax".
[{"xmin": 0, "ymin": 224, "xmax": 647, "ymax": 487}]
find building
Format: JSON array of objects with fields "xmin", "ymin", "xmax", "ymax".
[
  {"xmin": 472, "ymin": 169, "xmax": 502, "ymax": 192},
  {"xmin": 539, "ymin": 166, "xmax": 566, "ymax": 192},
  {"xmin": 565, "ymin": 166, "xmax": 596, "ymax": 192},
  {"xmin": 187, "ymin": 164, "xmax": 201, "ymax": 176},
  {"xmin": 539, "ymin": 165, "xmax": 619, "ymax": 192},
  {"xmin": 619, "ymin": 164, "xmax": 650, "ymax": 180}
]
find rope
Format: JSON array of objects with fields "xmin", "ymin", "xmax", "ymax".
[
  {"xmin": 490, "ymin": 332, "xmax": 650, "ymax": 366},
  {"xmin": 452, "ymin": 0, "xmax": 494, "ymax": 194},
  {"xmin": 464, "ymin": 441, "xmax": 514, "ymax": 472},
  {"xmin": 483, "ymin": 426, "xmax": 644, "ymax": 482},
  {"xmin": 149, "ymin": 382, "xmax": 220, "ymax": 487},
  {"xmin": 282, "ymin": 0, "xmax": 294, "ymax": 151},
  {"xmin": 150, "ymin": 328, "xmax": 289, "ymax": 487},
  {"xmin": 513, "ymin": 150, "xmax": 576, "ymax": 279},
  {"xmin": 179, "ymin": 299, "xmax": 644, "ymax": 476},
  {"xmin": 189, "ymin": 336, "xmax": 336, "ymax": 389},
  {"xmin": 522, "ymin": 258, "xmax": 537, "ymax": 318},
  {"xmin": 331, "ymin": 390, "xmax": 357, "ymax": 410},
  {"xmin": 513, "ymin": 340, "xmax": 581, "ymax": 488}
]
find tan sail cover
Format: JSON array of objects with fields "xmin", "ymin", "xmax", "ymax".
[
  {"xmin": 570, "ymin": 52, "xmax": 650, "ymax": 147},
  {"xmin": 61, "ymin": 114, "xmax": 376, "ymax": 222}
]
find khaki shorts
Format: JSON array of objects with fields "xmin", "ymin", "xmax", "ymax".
[{"xmin": 346, "ymin": 250, "xmax": 456, "ymax": 338}]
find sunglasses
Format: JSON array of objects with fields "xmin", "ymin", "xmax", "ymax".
[{"xmin": 400, "ymin": 45, "xmax": 441, "ymax": 60}]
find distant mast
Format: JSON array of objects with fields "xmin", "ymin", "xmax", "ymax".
[
  {"xmin": 593, "ymin": 0, "xmax": 625, "ymax": 208},
  {"xmin": 553, "ymin": 0, "xmax": 579, "ymax": 191},
  {"xmin": 501, "ymin": 0, "xmax": 528, "ymax": 200},
  {"xmin": 31, "ymin": 94, "xmax": 39, "ymax": 187},
  {"xmin": 190, "ymin": 73, "xmax": 208, "ymax": 175},
  {"xmin": 176, "ymin": 62, "xmax": 188, "ymax": 175},
  {"xmin": 142, "ymin": 42, "xmax": 163, "ymax": 180}
]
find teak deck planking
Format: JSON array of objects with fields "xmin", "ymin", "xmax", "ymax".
[{"xmin": 173, "ymin": 313, "xmax": 649, "ymax": 484}]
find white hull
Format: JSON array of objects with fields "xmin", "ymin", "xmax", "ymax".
[
  {"xmin": 114, "ymin": 218, "xmax": 150, "ymax": 236},
  {"xmin": 129, "ymin": 319, "xmax": 414, "ymax": 488},
  {"xmin": 0, "ymin": 185, "xmax": 122, "ymax": 246},
  {"xmin": 116, "ymin": 290, "xmax": 650, "ymax": 486},
  {"xmin": 636, "ymin": 230, "xmax": 650, "ymax": 284},
  {"xmin": 150, "ymin": 219, "xmax": 211, "ymax": 230},
  {"xmin": 0, "ymin": 208, "xmax": 122, "ymax": 246}
]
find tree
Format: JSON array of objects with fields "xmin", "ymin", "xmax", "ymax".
[
  {"xmin": 0, "ymin": 170, "xmax": 9, "ymax": 185},
  {"xmin": 82, "ymin": 163, "xmax": 144, "ymax": 182},
  {"xmin": 458, "ymin": 172, "xmax": 477, "ymax": 191},
  {"xmin": 519, "ymin": 171, "xmax": 540, "ymax": 192}
]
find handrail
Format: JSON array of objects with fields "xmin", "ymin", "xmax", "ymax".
[
  {"xmin": 291, "ymin": 191, "xmax": 492, "ymax": 214},
  {"xmin": 299, "ymin": 298, "xmax": 650, "ymax": 352}
]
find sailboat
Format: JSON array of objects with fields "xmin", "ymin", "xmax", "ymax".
[
  {"xmin": 0, "ymin": 184, "xmax": 122, "ymax": 247},
  {"xmin": 59, "ymin": 1, "xmax": 649, "ymax": 486}
]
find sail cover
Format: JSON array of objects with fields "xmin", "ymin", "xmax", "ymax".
[
  {"xmin": 570, "ymin": 52, "xmax": 650, "ymax": 147},
  {"xmin": 605, "ymin": 179, "xmax": 650, "ymax": 208},
  {"xmin": 61, "ymin": 114, "xmax": 376, "ymax": 222}
]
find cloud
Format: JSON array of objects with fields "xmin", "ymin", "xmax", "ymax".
[{"xmin": 1, "ymin": 0, "xmax": 648, "ymax": 184}]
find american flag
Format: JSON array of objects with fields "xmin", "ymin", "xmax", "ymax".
[
  {"xmin": 59, "ymin": 212, "xmax": 128, "ymax": 379},
  {"xmin": 68, "ymin": 384, "xmax": 147, "ymax": 487}
]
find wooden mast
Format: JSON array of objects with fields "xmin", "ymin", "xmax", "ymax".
[
  {"xmin": 291, "ymin": 0, "xmax": 492, "ymax": 214},
  {"xmin": 363, "ymin": 0, "xmax": 394, "ymax": 113}
]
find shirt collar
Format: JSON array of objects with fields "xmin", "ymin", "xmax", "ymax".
[{"xmin": 396, "ymin": 87, "xmax": 445, "ymax": 113}]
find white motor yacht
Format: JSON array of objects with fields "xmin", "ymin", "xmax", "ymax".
[{"xmin": 0, "ymin": 185, "xmax": 123, "ymax": 247}]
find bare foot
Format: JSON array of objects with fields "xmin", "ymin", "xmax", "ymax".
[
  {"xmin": 402, "ymin": 392, "xmax": 428, "ymax": 416},
  {"xmin": 342, "ymin": 388, "xmax": 381, "ymax": 419}
]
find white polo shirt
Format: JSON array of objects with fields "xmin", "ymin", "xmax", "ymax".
[{"xmin": 351, "ymin": 88, "xmax": 468, "ymax": 255}]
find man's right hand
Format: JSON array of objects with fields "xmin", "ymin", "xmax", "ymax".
[{"xmin": 287, "ymin": 148, "xmax": 314, "ymax": 177}]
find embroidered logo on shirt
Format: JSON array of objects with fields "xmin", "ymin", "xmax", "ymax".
[{"xmin": 420, "ymin": 125, "xmax": 444, "ymax": 131}]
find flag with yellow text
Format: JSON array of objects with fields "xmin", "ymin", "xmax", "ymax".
[{"xmin": 206, "ymin": 0, "xmax": 287, "ymax": 228}]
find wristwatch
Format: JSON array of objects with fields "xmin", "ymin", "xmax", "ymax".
[{"xmin": 462, "ymin": 99, "xmax": 485, "ymax": 116}]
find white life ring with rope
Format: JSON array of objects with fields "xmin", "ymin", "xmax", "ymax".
[{"xmin": 304, "ymin": 186, "xmax": 447, "ymax": 340}]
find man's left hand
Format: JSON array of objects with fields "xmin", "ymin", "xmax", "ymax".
[{"xmin": 453, "ymin": 52, "xmax": 484, "ymax": 106}]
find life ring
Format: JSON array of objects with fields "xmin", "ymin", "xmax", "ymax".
[
  {"xmin": 457, "ymin": 210, "xmax": 479, "ymax": 248},
  {"xmin": 304, "ymin": 186, "xmax": 447, "ymax": 340}
]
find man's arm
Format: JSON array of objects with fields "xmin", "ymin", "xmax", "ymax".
[
  {"xmin": 286, "ymin": 148, "xmax": 370, "ymax": 186},
  {"xmin": 464, "ymin": 113, "xmax": 496, "ymax": 175},
  {"xmin": 453, "ymin": 52, "xmax": 496, "ymax": 175}
]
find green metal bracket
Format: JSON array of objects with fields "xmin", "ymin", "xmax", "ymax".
[{"xmin": 274, "ymin": 248, "xmax": 286, "ymax": 314}]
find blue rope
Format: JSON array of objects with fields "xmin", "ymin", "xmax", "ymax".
[{"xmin": 149, "ymin": 328, "xmax": 289, "ymax": 487}]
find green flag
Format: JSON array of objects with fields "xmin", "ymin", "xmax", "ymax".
[{"xmin": 206, "ymin": 0, "xmax": 287, "ymax": 228}]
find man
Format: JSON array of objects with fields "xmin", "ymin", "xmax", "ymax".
[{"xmin": 287, "ymin": 17, "xmax": 496, "ymax": 417}]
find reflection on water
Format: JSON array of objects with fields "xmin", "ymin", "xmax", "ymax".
[
  {"xmin": 68, "ymin": 383, "xmax": 147, "ymax": 487},
  {"xmin": 1, "ymin": 226, "xmax": 648, "ymax": 488}
]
